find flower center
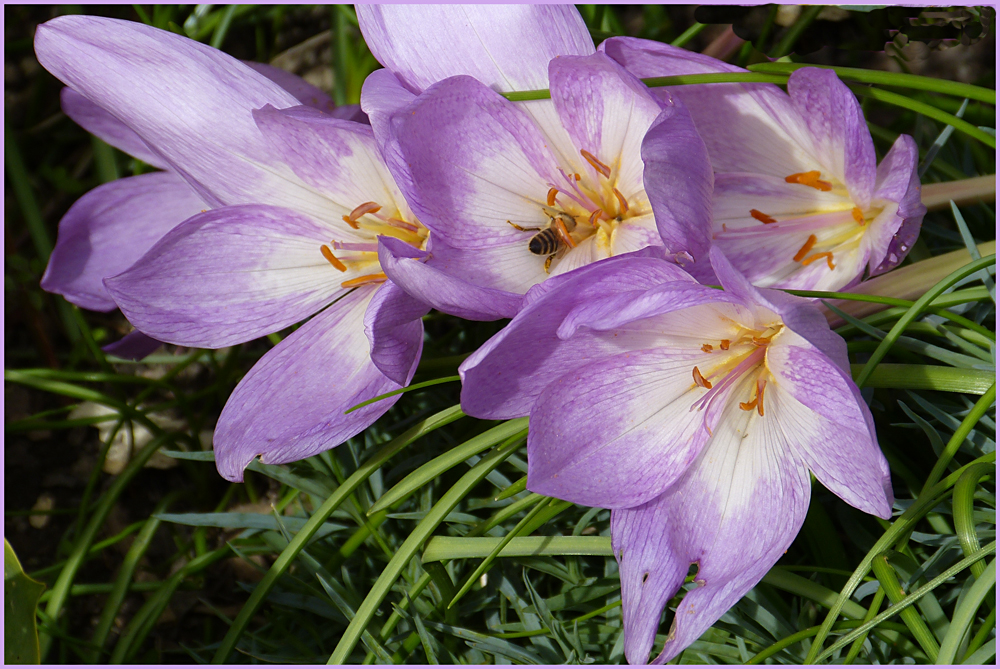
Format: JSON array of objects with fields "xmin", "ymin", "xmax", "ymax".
[
  {"xmin": 509, "ymin": 149, "xmax": 645, "ymax": 272},
  {"xmin": 717, "ymin": 170, "xmax": 884, "ymax": 274},
  {"xmin": 319, "ymin": 201, "xmax": 429, "ymax": 288},
  {"xmin": 689, "ymin": 323, "xmax": 783, "ymax": 433}
]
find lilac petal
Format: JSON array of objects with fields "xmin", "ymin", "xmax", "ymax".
[
  {"xmin": 41, "ymin": 171, "xmax": 207, "ymax": 312},
  {"xmin": 787, "ymin": 68, "xmax": 876, "ymax": 207},
  {"xmin": 709, "ymin": 246, "xmax": 851, "ymax": 371},
  {"xmin": 241, "ymin": 61, "xmax": 338, "ymax": 113},
  {"xmin": 528, "ymin": 347, "xmax": 723, "ymax": 508},
  {"xmin": 459, "ymin": 254, "xmax": 691, "ymax": 420},
  {"xmin": 214, "ymin": 286, "xmax": 404, "ymax": 482},
  {"xmin": 356, "ymin": 5, "xmax": 593, "ymax": 94},
  {"xmin": 251, "ymin": 104, "xmax": 406, "ymax": 225},
  {"xmin": 768, "ymin": 344, "xmax": 893, "ymax": 517},
  {"xmin": 359, "ymin": 69, "xmax": 419, "ymax": 208},
  {"xmin": 60, "ymin": 87, "xmax": 167, "ymax": 168},
  {"xmin": 869, "ymin": 134, "xmax": 925, "ymax": 275},
  {"xmin": 104, "ymin": 204, "xmax": 346, "ymax": 348},
  {"xmin": 34, "ymin": 15, "xmax": 322, "ymax": 211},
  {"xmin": 387, "ymin": 75, "xmax": 564, "ymax": 250},
  {"xmin": 548, "ymin": 52, "xmax": 665, "ymax": 194},
  {"xmin": 363, "ymin": 279, "xmax": 428, "ymax": 386},
  {"xmin": 612, "ymin": 390, "xmax": 813, "ymax": 664},
  {"xmin": 101, "ymin": 330, "xmax": 163, "ymax": 361},
  {"xmin": 600, "ymin": 37, "xmax": 817, "ymax": 178},
  {"xmin": 641, "ymin": 101, "xmax": 714, "ymax": 261},
  {"xmin": 378, "ymin": 237, "xmax": 522, "ymax": 321}
]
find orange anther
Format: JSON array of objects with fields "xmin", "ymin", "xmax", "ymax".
[
  {"xmin": 785, "ymin": 170, "xmax": 832, "ymax": 191},
  {"xmin": 793, "ymin": 234, "xmax": 818, "ymax": 263},
  {"xmin": 720, "ymin": 339, "xmax": 730, "ymax": 351},
  {"xmin": 340, "ymin": 272, "xmax": 388, "ymax": 288},
  {"xmin": 739, "ymin": 397, "xmax": 758, "ymax": 412},
  {"xmin": 547, "ymin": 187, "xmax": 559, "ymax": 207},
  {"xmin": 342, "ymin": 215, "xmax": 360, "ymax": 229},
  {"xmin": 320, "ymin": 245, "xmax": 347, "ymax": 272},
  {"xmin": 757, "ymin": 379, "xmax": 766, "ymax": 416},
  {"xmin": 588, "ymin": 208, "xmax": 603, "ymax": 227},
  {"xmin": 752, "ymin": 336, "xmax": 772, "ymax": 346},
  {"xmin": 701, "ymin": 344, "xmax": 713, "ymax": 353},
  {"xmin": 692, "ymin": 366, "xmax": 712, "ymax": 389},
  {"xmin": 613, "ymin": 188, "xmax": 629, "ymax": 215},
  {"xmin": 580, "ymin": 149, "xmax": 611, "ymax": 179},
  {"xmin": 574, "ymin": 173, "xmax": 581, "ymax": 181},
  {"xmin": 387, "ymin": 217, "xmax": 420, "ymax": 232},
  {"xmin": 750, "ymin": 209, "xmax": 776, "ymax": 224},
  {"xmin": 802, "ymin": 252, "xmax": 836, "ymax": 270},
  {"xmin": 852, "ymin": 206, "xmax": 865, "ymax": 225},
  {"xmin": 348, "ymin": 201, "xmax": 382, "ymax": 221},
  {"xmin": 551, "ymin": 216, "xmax": 577, "ymax": 248}
]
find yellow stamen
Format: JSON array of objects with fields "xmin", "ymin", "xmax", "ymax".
[
  {"xmin": 320, "ymin": 245, "xmax": 347, "ymax": 272},
  {"xmin": 588, "ymin": 208, "xmax": 603, "ymax": 227},
  {"xmin": 739, "ymin": 397, "xmax": 758, "ymax": 412},
  {"xmin": 757, "ymin": 379, "xmax": 766, "ymax": 416},
  {"xmin": 341, "ymin": 272, "xmax": 388, "ymax": 288},
  {"xmin": 750, "ymin": 209, "xmax": 776, "ymax": 224},
  {"xmin": 852, "ymin": 206, "xmax": 865, "ymax": 225},
  {"xmin": 701, "ymin": 344, "xmax": 713, "ymax": 352},
  {"xmin": 547, "ymin": 187, "xmax": 559, "ymax": 207},
  {"xmin": 793, "ymin": 234, "xmax": 818, "ymax": 263},
  {"xmin": 692, "ymin": 366, "xmax": 712, "ymax": 389},
  {"xmin": 580, "ymin": 149, "xmax": 611, "ymax": 179}
]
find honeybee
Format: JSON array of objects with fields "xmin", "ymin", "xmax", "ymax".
[{"xmin": 508, "ymin": 213, "xmax": 578, "ymax": 273}]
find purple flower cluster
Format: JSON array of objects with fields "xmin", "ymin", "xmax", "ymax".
[{"xmin": 36, "ymin": 6, "xmax": 923, "ymax": 663}]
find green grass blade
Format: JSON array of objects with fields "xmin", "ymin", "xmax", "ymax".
[
  {"xmin": 327, "ymin": 432, "xmax": 523, "ymax": 664},
  {"xmin": 921, "ymin": 384, "xmax": 996, "ymax": 496},
  {"xmin": 937, "ymin": 558, "xmax": 996, "ymax": 664},
  {"xmin": 951, "ymin": 201, "xmax": 996, "ymax": 304},
  {"xmin": 210, "ymin": 404, "xmax": 464, "ymax": 663},
  {"xmin": 345, "ymin": 375, "xmax": 460, "ymax": 414},
  {"xmin": 952, "ymin": 462, "xmax": 994, "ymax": 578},
  {"xmin": 669, "ymin": 22, "xmax": 706, "ymax": 47},
  {"xmin": 368, "ymin": 420, "xmax": 528, "ymax": 515},
  {"xmin": 850, "ymin": 364, "xmax": 994, "ymax": 394},
  {"xmin": 854, "ymin": 255, "xmax": 996, "ymax": 387},
  {"xmin": 5, "ymin": 119, "xmax": 52, "ymax": 259},
  {"xmin": 870, "ymin": 551, "xmax": 941, "ymax": 660}
]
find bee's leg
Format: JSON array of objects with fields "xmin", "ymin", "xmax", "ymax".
[
  {"xmin": 544, "ymin": 254, "xmax": 554, "ymax": 274},
  {"xmin": 550, "ymin": 216, "xmax": 577, "ymax": 248},
  {"xmin": 508, "ymin": 220, "xmax": 542, "ymax": 232}
]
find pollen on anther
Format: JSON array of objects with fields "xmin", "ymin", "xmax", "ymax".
[
  {"xmin": 547, "ymin": 187, "xmax": 559, "ymax": 207},
  {"xmin": 720, "ymin": 339, "xmax": 730, "ymax": 351},
  {"xmin": 692, "ymin": 366, "xmax": 712, "ymax": 389},
  {"xmin": 739, "ymin": 397, "xmax": 758, "ymax": 412},
  {"xmin": 341, "ymin": 215, "xmax": 360, "ymax": 229},
  {"xmin": 701, "ymin": 344, "xmax": 713, "ymax": 352},
  {"xmin": 750, "ymin": 209, "xmax": 776, "ymax": 224},
  {"xmin": 793, "ymin": 234, "xmax": 818, "ymax": 263},
  {"xmin": 785, "ymin": 171, "xmax": 832, "ymax": 191},
  {"xmin": 588, "ymin": 209, "xmax": 603, "ymax": 226},
  {"xmin": 613, "ymin": 188, "xmax": 629, "ymax": 214},
  {"xmin": 756, "ymin": 380, "xmax": 766, "ymax": 416},
  {"xmin": 852, "ymin": 207, "xmax": 865, "ymax": 225},
  {"xmin": 320, "ymin": 245, "xmax": 347, "ymax": 272},
  {"xmin": 580, "ymin": 149, "xmax": 611, "ymax": 179},
  {"xmin": 341, "ymin": 272, "xmax": 388, "ymax": 288}
]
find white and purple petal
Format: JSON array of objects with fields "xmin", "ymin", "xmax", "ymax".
[
  {"xmin": 363, "ymin": 279, "xmax": 428, "ymax": 386},
  {"xmin": 213, "ymin": 286, "xmax": 406, "ymax": 482},
  {"xmin": 60, "ymin": 87, "xmax": 168, "ymax": 168}
]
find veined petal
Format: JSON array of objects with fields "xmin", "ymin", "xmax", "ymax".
[
  {"xmin": 101, "ymin": 330, "xmax": 163, "ymax": 361},
  {"xmin": 427, "ymin": 237, "xmax": 550, "ymax": 296},
  {"xmin": 641, "ymin": 102, "xmax": 713, "ymax": 260},
  {"xmin": 356, "ymin": 4, "xmax": 593, "ymax": 94},
  {"xmin": 252, "ymin": 104, "xmax": 406, "ymax": 234},
  {"xmin": 710, "ymin": 247, "xmax": 851, "ymax": 371},
  {"xmin": 869, "ymin": 134, "xmax": 924, "ymax": 276},
  {"xmin": 60, "ymin": 87, "xmax": 168, "ymax": 168},
  {"xmin": 599, "ymin": 37, "xmax": 817, "ymax": 178},
  {"xmin": 787, "ymin": 68, "xmax": 876, "ymax": 207},
  {"xmin": 104, "ymin": 205, "xmax": 347, "ymax": 348},
  {"xmin": 360, "ymin": 69, "xmax": 420, "ymax": 209},
  {"xmin": 459, "ymin": 254, "xmax": 694, "ymax": 419},
  {"xmin": 242, "ymin": 61, "xmax": 338, "ymax": 114},
  {"xmin": 549, "ymin": 52, "xmax": 665, "ymax": 194},
  {"xmin": 768, "ymin": 344, "xmax": 893, "ymax": 517},
  {"xmin": 388, "ymin": 75, "xmax": 564, "ymax": 250},
  {"xmin": 33, "ymin": 15, "xmax": 335, "ymax": 213},
  {"xmin": 613, "ymin": 374, "xmax": 812, "ymax": 664},
  {"xmin": 528, "ymin": 347, "xmax": 724, "ymax": 508},
  {"xmin": 378, "ymin": 237, "xmax": 522, "ymax": 321},
  {"xmin": 214, "ymin": 286, "xmax": 403, "ymax": 482},
  {"xmin": 363, "ymin": 280, "xmax": 428, "ymax": 386},
  {"xmin": 41, "ymin": 171, "xmax": 207, "ymax": 312}
]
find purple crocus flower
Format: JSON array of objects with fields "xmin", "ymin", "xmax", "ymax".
[
  {"xmin": 356, "ymin": 5, "xmax": 713, "ymax": 319},
  {"xmin": 35, "ymin": 16, "xmax": 433, "ymax": 481},
  {"xmin": 600, "ymin": 38, "xmax": 926, "ymax": 291},
  {"xmin": 459, "ymin": 247, "xmax": 893, "ymax": 663}
]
